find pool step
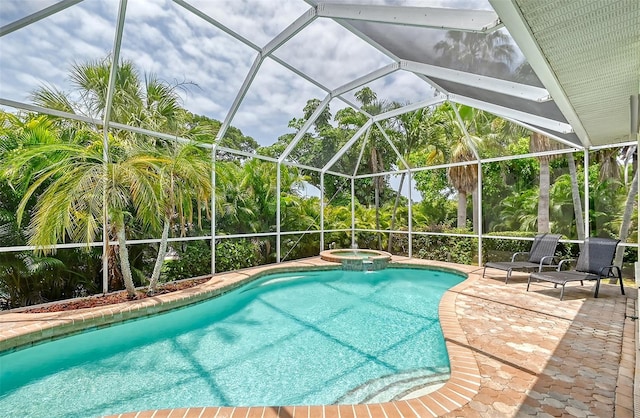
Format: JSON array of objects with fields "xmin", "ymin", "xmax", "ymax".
[{"xmin": 335, "ymin": 367, "xmax": 450, "ymax": 404}]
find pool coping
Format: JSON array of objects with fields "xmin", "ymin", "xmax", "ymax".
[
  {"xmin": 0, "ymin": 256, "xmax": 481, "ymax": 417},
  {"xmin": 319, "ymin": 249, "xmax": 393, "ymax": 263}
]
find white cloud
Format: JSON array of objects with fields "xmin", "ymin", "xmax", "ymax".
[
  {"xmin": 273, "ymin": 18, "xmax": 393, "ymax": 90},
  {"xmin": 124, "ymin": 0, "xmax": 172, "ymax": 21},
  {"xmin": 0, "ymin": 0, "xmax": 59, "ymax": 26},
  {"xmin": 188, "ymin": 0, "xmax": 310, "ymax": 47}
]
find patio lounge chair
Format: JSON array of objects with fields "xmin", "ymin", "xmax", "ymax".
[
  {"xmin": 527, "ymin": 237, "xmax": 624, "ymax": 300},
  {"xmin": 483, "ymin": 234, "xmax": 561, "ymax": 283}
]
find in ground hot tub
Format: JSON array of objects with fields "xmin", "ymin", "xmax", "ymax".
[{"xmin": 320, "ymin": 249, "xmax": 392, "ymax": 270}]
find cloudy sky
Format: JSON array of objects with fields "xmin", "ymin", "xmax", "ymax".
[{"xmin": 0, "ymin": 0, "xmax": 491, "ymax": 146}]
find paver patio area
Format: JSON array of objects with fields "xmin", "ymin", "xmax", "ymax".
[
  {"xmin": 443, "ymin": 262, "xmax": 636, "ymax": 417},
  {"xmin": 0, "ymin": 257, "xmax": 636, "ymax": 417}
]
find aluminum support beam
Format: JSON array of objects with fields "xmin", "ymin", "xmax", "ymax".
[
  {"xmin": 282, "ymin": 161, "xmax": 321, "ymax": 173},
  {"xmin": 279, "ymin": 94, "xmax": 332, "ymax": 163},
  {"xmin": 326, "ymin": 170, "xmax": 352, "ymax": 179},
  {"xmin": 353, "ymin": 127, "xmax": 371, "ymax": 176},
  {"xmin": 109, "ymin": 122, "xmax": 212, "ymax": 148},
  {"xmin": 271, "ymin": 52, "xmax": 368, "ymax": 115},
  {"xmin": 374, "ymin": 121, "xmax": 410, "ymax": 170},
  {"xmin": 213, "ymin": 8, "xmax": 315, "ymax": 148},
  {"xmin": 372, "ymin": 95, "xmax": 446, "ymax": 122},
  {"xmin": 590, "ymin": 141, "xmax": 638, "ymax": 151},
  {"xmin": 351, "ymin": 178, "xmax": 356, "ymax": 248},
  {"xmin": 323, "ymin": 120, "xmax": 373, "ymax": 173},
  {"xmin": 402, "ymin": 60, "xmax": 550, "ymax": 102},
  {"xmin": 276, "ymin": 163, "xmax": 281, "ymax": 263},
  {"xmin": 262, "ymin": 9, "xmax": 317, "ymax": 56},
  {"xmin": 449, "ymin": 94, "xmax": 574, "ymax": 134},
  {"xmin": 316, "ymin": 3, "xmax": 500, "ymax": 33},
  {"xmin": 0, "ymin": 242, "xmax": 103, "ymax": 253},
  {"xmin": 215, "ymin": 54, "xmax": 263, "ymax": 143},
  {"xmin": 0, "ymin": 99, "xmax": 215, "ymax": 150},
  {"xmin": 480, "ymin": 147, "xmax": 579, "ymax": 164},
  {"xmin": 408, "ymin": 170, "xmax": 413, "ymax": 258},
  {"xmin": 101, "ymin": 0, "xmax": 128, "ymax": 295},
  {"xmin": 584, "ymin": 149, "xmax": 590, "ymax": 238},
  {"xmin": 0, "ymin": 98, "xmax": 99, "ymax": 124},
  {"xmin": 477, "ymin": 161, "xmax": 483, "ymax": 263},
  {"xmin": 173, "ymin": 0, "xmax": 260, "ymax": 51},
  {"xmin": 215, "ymin": 146, "xmax": 279, "ymax": 163},
  {"xmin": 320, "ymin": 172, "xmax": 325, "ymax": 251},
  {"xmin": 501, "ymin": 117, "xmax": 583, "ymax": 149},
  {"xmin": 0, "ymin": 0, "xmax": 84, "ymax": 37},
  {"xmin": 211, "ymin": 151, "xmax": 216, "ymax": 275},
  {"xmin": 354, "ymin": 168, "xmax": 409, "ymax": 180},
  {"xmin": 331, "ymin": 63, "xmax": 399, "ymax": 98}
]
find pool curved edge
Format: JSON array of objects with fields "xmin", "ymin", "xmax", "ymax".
[
  {"xmin": 0, "ymin": 257, "xmax": 481, "ymax": 417},
  {"xmin": 320, "ymin": 249, "xmax": 393, "ymax": 263}
]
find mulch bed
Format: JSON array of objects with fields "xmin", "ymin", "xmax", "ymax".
[{"xmin": 23, "ymin": 278, "xmax": 210, "ymax": 313}]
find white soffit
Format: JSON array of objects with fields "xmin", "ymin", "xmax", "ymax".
[{"xmin": 493, "ymin": 0, "xmax": 640, "ymax": 147}]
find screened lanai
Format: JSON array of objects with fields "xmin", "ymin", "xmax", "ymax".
[{"xmin": 0, "ymin": 0, "xmax": 639, "ymax": 299}]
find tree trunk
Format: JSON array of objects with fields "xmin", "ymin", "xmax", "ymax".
[
  {"xmin": 388, "ymin": 172, "xmax": 406, "ymax": 253},
  {"xmin": 149, "ymin": 218, "xmax": 170, "ymax": 294},
  {"xmin": 375, "ymin": 178, "xmax": 382, "ymax": 250},
  {"xmin": 457, "ymin": 191, "xmax": 467, "ymax": 229},
  {"xmin": 568, "ymin": 153, "xmax": 585, "ymax": 250},
  {"xmin": 537, "ymin": 158, "xmax": 551, "ymax": 233},
  {"xmin": 472, "ymin": 188, "xmax": 479, "ymax": 234},
  {"xmin": 613, "ymin": 169, "xmax": 638, "ymax": 270},
  {"xmin": 371, "ymin": 147, "xmax": 382, "ymax": 250},
  {"xmin": 115, "ymin": 219, "xmax": 136, "ymax": 298}
]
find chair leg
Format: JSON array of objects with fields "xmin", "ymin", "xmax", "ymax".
[
  {"xmin": 526, "ymin": 275, "xmax": 532, "ymax": 291},
  {"xmin": 505, "ymin": 269, "xmax": 512, "ymax": 284},
  {"xmin": 594, "ymin": 278, "xmax": 600, "ymax": 298},
  {"xmin": 482, "ymin": 266, "xmax": 487, "ymax": 278},
  {"xmin": 616, "ymin": 268, "xmax": 625, "ymax": 295},
  {"xmin": 560, "ymin": 284, "xmax": 565, "ymax": 300}
]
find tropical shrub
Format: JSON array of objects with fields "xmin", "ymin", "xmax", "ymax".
[
  {"xmin": 413, "ymin": 232, "xmax": 477, "ymax": 265},
  {"xmin": 162, "ymin": 241, "xmax": 212, "ymax": 281}
]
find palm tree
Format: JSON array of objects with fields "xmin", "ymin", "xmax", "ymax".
[
  {"xmin": 436, "ymin": 104, "xmax": 484, "ymax": 231},
  {"xmin": 215, "ymin": 161, "xmax": 254, "ymax": 234},
  {"xmin": 26, "ymin": 57, "xmax": 197, "ymax": 296},
  {"xmin": 147, "ymin": 142, "xmax": 212, "ymax": 293},
  {"xmin": 33, "ymin": 57, "xmax": 186, "ymax": 134},
  {"xmin": 529, "ymin": 133, "xmax": 564, "ymax": 233},
  {"xmin": 434, "ymin": 30, "xmax": 516, "ymax": 77},
  {"xmin": 613, "ymin": 148, "xmax": 637, "ymax": 269},
  {"xmin": 2, "ymin": 133, "xmax": 164, "ymax": 298},
  {"xmin": 489, "ymin": 118, "xmax": 581, "ymax": 239},
  {"xmin": 566, "ymin": 152, "xmax": 585, "ymax": 244}
]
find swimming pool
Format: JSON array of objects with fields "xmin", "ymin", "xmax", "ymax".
[{"xmin": 0, "ymin": 267, "xmax": 465, "ymax": 417}]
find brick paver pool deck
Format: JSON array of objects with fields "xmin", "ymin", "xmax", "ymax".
[{"xmin": 0, "ymin": 257, "xmax": 636, "ymax": 417}]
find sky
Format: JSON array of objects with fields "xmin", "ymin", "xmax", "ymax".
[{"xmin": 0, "ymin": 0, "xmax": 490, "ymax": 147}]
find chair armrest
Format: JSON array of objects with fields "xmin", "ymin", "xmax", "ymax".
[
  {"xmin": 537, "ymin": 255, "xmax": 559, "ymax": 270},
  {"xmin": 511, "ymin": 251, "xmax": 530, "ymax": 262},
  {"xmin": 557, "ymin": 258, "xmax": 576, "ymax": 271},
  {"xmin": 598, "ymin": 264, "xmax": 622, "ymax": 278}
]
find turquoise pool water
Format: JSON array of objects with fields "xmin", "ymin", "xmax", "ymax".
[{"xmin": 0, "ymin": 267, "xmax": 464, "ymax": 417}]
